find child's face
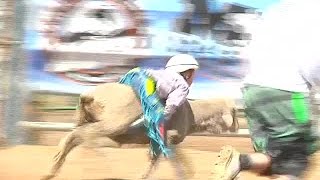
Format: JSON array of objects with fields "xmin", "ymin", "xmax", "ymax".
[{"xmin": 185, "ymin": 70, "xmax": 195, "ymax": 86}]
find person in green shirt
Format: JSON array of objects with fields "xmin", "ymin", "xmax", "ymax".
[{"xmin": 211, "ymin": 0, "xmax": 320, "ymax": 179}]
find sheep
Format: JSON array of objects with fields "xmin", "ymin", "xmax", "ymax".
[{"xmin": 41, "ymin": 82, "xmax": 239, "ymax": 180}]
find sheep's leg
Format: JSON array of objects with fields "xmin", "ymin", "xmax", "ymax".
[
  {"xmin": 140, "ymin": 127, "xmax": 170, "ymax": 179},
  {"xmin": 167, "ymin": 130, "xmax": 195, "ymax": 180},
  {"xmin": 140, "ymin": 130, "xmax": 195, "ymax": 180},
  {"xmin": 41, "ymin": 129, "xmax": 83, "ymax": 180},
  {"xmin": 41, "ymin": 121, "xmax": 125, "ymax": 180},
  {"xmin": 140, "ymin": 153, "xmax": 161, "ymax": 179},
  {"xmin": 169, "ymin": 145, "xmax": 195, "ymax": 180}
]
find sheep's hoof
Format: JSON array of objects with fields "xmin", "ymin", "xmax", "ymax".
[
  {"xmin": 40, "ymin": 174, "xmax": 55, "ymax": 180},
  {"xmin": 139, "ymin": 171, "xmax": 153, "ymax": 180},
  {"xmin": 140, "ymin": 173, "xmax": 148, "ymax": 179},
  {"xmin": 138, "ymin": 161, "xmax": 156, "ymax": 179}
]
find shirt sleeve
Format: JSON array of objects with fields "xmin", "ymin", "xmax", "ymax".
[{"xmin": 163, "ymin": 81, "xmax": 189, "ymax": 121}]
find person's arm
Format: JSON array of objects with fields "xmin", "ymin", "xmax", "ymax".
[
  {"xmin": 300, "ymin": 59, "xmax": 320, "ymax": 88},
  {"xmin": 163, "ymin": 82, "xmax": 189, "ymax": 121}
]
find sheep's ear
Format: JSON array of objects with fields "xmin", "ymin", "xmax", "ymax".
[
  {"xmin": 222, "ymin": 112, "xmax": 234, "ymax": 128},
  {"xmin": 229, "ymin": 108, "xmax": 239, "ymax": 133}
]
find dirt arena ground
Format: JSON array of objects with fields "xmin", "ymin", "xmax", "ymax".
[
  {"xmin": 1, "ymin": 95, "xmax": 319, "ymax": 180},
  {"xmin": 1, "ymin": 136, "xmax": 320, "ymax": 180}
]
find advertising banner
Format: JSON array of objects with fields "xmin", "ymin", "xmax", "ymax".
[{"xmin": 25, "ymin": 0, "xmax": 279, "ymax": 99}]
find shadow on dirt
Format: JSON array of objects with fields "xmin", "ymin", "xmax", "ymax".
[
  {"xmin": 82, "ymin": 179, "xmax": 131, "ymax": 180},
  {"xmin": 83, "ymin": 179, "xmax": 173, "ymax": 180}
]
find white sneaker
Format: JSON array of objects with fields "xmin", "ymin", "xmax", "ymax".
[{"xmin": 210, "ymin": 145, "xmax": 241, "ymax": 180}]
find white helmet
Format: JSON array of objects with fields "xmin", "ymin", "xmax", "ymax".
[{"xmin": 165, "ymin": 54, "xmax": 199, "ymax": 73}]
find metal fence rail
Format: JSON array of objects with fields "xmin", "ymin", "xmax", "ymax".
[
  {"xmin": 16, "ymin": 121, "xmax": 250, "ymax": 137},
  {"xmin": 16, "ymin": 100, "xmax": 249, "ymax": 139},
  {"xmin": 16, "ymin": 91, "xmax": 320, "ymax": 142}
]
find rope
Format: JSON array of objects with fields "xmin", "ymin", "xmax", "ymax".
[{"xmin": 119, "ymin": 68, "xmax": 172, "ymax": 157}]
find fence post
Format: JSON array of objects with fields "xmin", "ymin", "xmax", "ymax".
[
  {"xmin": 3, "ymin": 0, "xmax": 28, "ymax": 145},
  {"xmin": 0, "ymin": 0, "xmax": 15, "ymax": 145}
]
